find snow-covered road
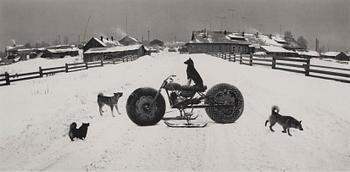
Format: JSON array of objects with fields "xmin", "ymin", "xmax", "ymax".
[{"xmin": 0, "ymin": 52, "xmax": 349, "ymax": 171}]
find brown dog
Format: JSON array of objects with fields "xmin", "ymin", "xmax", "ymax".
[{"xmin": 97, "ymin": 92, "xmax": 123, "ymax": 117}]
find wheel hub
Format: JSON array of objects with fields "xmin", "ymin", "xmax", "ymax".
[{"xmin": 135, "ymin": 96, "xmax": 157, "ymax": 119}]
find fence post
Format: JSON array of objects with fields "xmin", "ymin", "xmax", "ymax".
[
  {"xmin": 85, "ymin": 62, "xmax": 88, "ymax": 69},
  {"xmin": 224, "ymin": 53, "xmax": 227, "ymax": 60},
  {"xmin": 272, "ymin": 57, "xmax": 276, "ymax": 69},
  {"xmin": 233, "ymin": 54, "xmax": 236, "ymax": 62},
  {"xmin": 240, "ymin": 54, "xmax": 243, "ymax": 64},
  {"xmin": 39, "ymin": 66, "xmax": 43, "ymax": 77},
  {"xmin": 65, "ymin": 63, "xmax": 69, "ymax": 72},
  {"xmin": 305, "ymin": 57, "xmax": 310, "ymax": 76},
  {"xmin": 249, "ymin": 53, "xmax": 253, "ymax": 66},
  {"xmin": 101, "ymin": 59, "xmax": 103, "ymax": 66},
  {"xmin": 5, "ymin": 72, "xmax": 10, "ymax": 85}
]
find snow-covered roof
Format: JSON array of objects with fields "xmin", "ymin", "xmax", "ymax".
[
  {"xmin": 6, "ymin": 45, "xmax": 25, "ymax": 51},
  {"xmin": 47, "ymin": 48, "xmax": 79, "ymax": 54},
  {"xmin": 84, "ymin": 44, "xmax": 143, "ymax": 54},
  {"xmin": 93, "ymin": 37, "xmax": 121, "ymax": 47},
  {"xmin": 189, "ymin": 31, "xmax": 250, "ymax": 45},
  {"xmin": 258, "ymin": 35, "xmax": 283, "ymax": 47},
  {"xmin": 261, "ymin": 46, "xmax": 295, "ymax": 53},
  {"xmin": 321, "ymin": 51, "xmax": 340, "ymax": 57},
  {"xmin": 253, "ymin": 51, "xmax": 267, "ymax": 56},
  {"xmin": 297, "ymin": 50, "xmax": 320, "ymax": 57},
  {"xmin": 119, "ymin": 35, "xmax": 140, "ymax": 46}
]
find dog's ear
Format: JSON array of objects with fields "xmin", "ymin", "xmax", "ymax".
[{"xmin": 299, "ymin": 120, "xmax": 302, "ymax": 123}]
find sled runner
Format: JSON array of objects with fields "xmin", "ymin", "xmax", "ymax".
[{"xmin": 126, "ymin": 75, "xmax": 244, "ymax": 127}]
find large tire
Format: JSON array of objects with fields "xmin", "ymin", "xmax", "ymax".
[
  {"xmin": 126, "ymin": 87, "xmax": 166, "ymax": 126},
  {"xmin": 205, "ymin": 83, "xmax": 244, "ymax": 123}
]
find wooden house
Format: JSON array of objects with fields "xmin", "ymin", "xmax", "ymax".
[
  {"xmin": 83, "ymin": 36, "xmax": 120, "ymax": 52},
  {"xmin": 83, "ymin": 44, "xmax": 148, "ymax": 62},
  {"xmin": 185, "ymin": 30, "xmax": 253, "ymax": 54}
]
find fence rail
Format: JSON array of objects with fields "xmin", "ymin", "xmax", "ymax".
[
  {"xmin": 0, "ymin": 55, "xmax": 139, "ymax": 86},
  {"xmin": 210, "ymin": 52, "xmax": 350, "ymax": 83}
]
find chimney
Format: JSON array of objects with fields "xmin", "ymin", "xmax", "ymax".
[
  {"xmin": 256, "ymin": 32, "xmax": 259, "ymax": 38},
  {"xmin": 269, "ymin": 34, "xmax": 272, "ymax": 39},
  {"xmin": 107, "ymin": 37, "xmax": 109, "ymax": 41},
  {"xmin": 224, "ymin": 30, "xmax": 227, "ymax": 35},
  {"xmin": 111, "ymin": 36, "xmax": 114, "ymax": 41},
  {"xmin": 242, "ymin": 32, "xmax": 245, "ymax": 37},
  {"xmin": 100, "ymin": 36, "xmax": 103, "ymax": 41}
]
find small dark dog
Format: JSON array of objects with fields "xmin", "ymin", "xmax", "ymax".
[
  {"xmin": 265, "ymin": 105, "xmax": 303, "ymax": 136},
  {"xmin": 184, "ymin": 58, "xmax": 204, "ymax": 88},
  {"xmin": 69, "ymin": 122, "xmax": 90, "ymax": 141},
  {"xmin": 97, "ymin": 92, "xmax": 123, "ymax": 117}
]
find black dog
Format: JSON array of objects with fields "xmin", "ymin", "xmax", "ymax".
[
  {"xmin": 184, "ymin": 58, "xmax": 203, "ymax": 88},
  {"xmin": 68, "ymin": 122, "xmax": 90, "ymax": 141}
]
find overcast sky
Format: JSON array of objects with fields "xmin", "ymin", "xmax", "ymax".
[{"xmin": 0, "ymin": 0, "xmax": 349, "ymax": 51}]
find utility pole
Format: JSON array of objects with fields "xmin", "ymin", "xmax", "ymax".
[
  {"xmin": 125, "ymin": 16, "xmax": 128, "ymax": 35},
  {"xmin": 147, "ymin": 30, "xmax": 150, "ymax": 42},
  {"xmin": 83, "ymin": 15, "xmax": 91, "ymax": 45}
]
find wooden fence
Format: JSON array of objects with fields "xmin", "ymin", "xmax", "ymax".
[
  {"xmin": 0, "ymin": 55, "xmax": 138, "ymax": 86},
  {"xmin": 209, "ymin": 52, "xmax": 350, "ymax": 83}
]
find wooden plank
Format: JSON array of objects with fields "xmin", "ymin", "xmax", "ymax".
[
  {"xmin": 309, "ymin": 74, "xmax": 350, "ymax": 83},
  {"xmin": 275, "ymin": 67, "xmax": 305, "ymax": 74},
  {"xmin": 310, "ymin": 64, "xmax": 350, "ymax": 72},
  {"xmin": 43, "ymin": 70, "xmax": 66, "ymax": 75},
  {"xmin": 42, "ymin": 66, "xmax": 65, "ymax": 71},
  {"xmin": 253, "ymin": 62, "xmax": 272, "ymax": 67},
  {"xmin": 276, "ymin": 62, "xmax": 305, "ymax": 68},
  {"xmin": 0, "ymin": 78, "xmax": 6, "ymax": 82},
  {"xmin": 275, "ymin": 58, "xmax": 308, "ymax": 63},
  {"xmin": 309, "ymin": 69, "xmax": 350, "ymax": 78},
  {"xmin": 11, "ymin": 75, "xmax": 41, "ymax": 82},
  {"xmin": 10, "ymin": 71, "xmax": 40, "ymax": 78},
  {"xmin": 252, "ymin": 58, "xmax": 272, "ymax": 62}
]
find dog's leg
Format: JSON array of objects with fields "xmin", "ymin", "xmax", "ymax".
[
  {"xmin": 99, "ymin": 105, "xmax": 103, "ymax": 116},
  {"xmin": 282, "ymin": 127, "xmax": 287, "ymax": 133},
  {"xmin": 115, "ymin": 105, "xmax": 121, "ymax": 115},
  {"xmin": 110, "ymin": 105, "xmax": 115, "ymax": 117},
  {"xmin": 287, "ymin": 128, "xmax": 292, "ymax": 136}
]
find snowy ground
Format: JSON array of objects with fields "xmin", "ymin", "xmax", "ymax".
[
  {"xmin": 0, "ymin": 52, "xmax": 349, "ymax": 171},
  {"xmin": 0, "ymin": 55, "xmax": 82, "ymax": 74}
]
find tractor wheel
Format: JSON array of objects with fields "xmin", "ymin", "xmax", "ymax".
[
  {"xmin": 126, "ymin": 87, "xmax": 166, "ymax": 126},
  {"xmin": 205, "ymin": 83, "xmax": 244, "ymax": 123}
]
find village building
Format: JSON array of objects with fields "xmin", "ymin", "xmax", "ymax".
[
  {"xmin": 83, "ymin": 36, "xmax": 121, "ymax": 52},
  {"xmin": 185, "ymin": 30, "xmax": 253, "ymax": 54},
  {"xmin": 149, "ymin": 39, "xmax": 164, "ymax": 47},
  {"xmin": 335, "ymin": 52, "xmax": 350, "ymax": 61},
  {"xmin": 119, "ymin": 35, "xmax": 140, "ymax": 46},
  {"xmin": 260, "ymin": 45, "xmax": 298, "ymax": 57},
  {"xmin": 42, "ymin": 47, "xmax": 79, "ymax": 58},
  {"xmin": 321, "ymin": 51, "xmax": 340, "ymax": 59},
  {"xmin": 296, "ymin": 50, "xmax": 320, "ymax": 58},
  {"xmin": 83, "ymin": 44, "xmax": 148, "ymax": 62}
]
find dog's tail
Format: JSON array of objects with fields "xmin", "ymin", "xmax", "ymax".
[
  {"xmin": 272, "ymin": 105, "xmax": 279, "ymax": 113},
  {"xmin": 265, "ymin": 120, "xmax": 269, "ymax": 126}
]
